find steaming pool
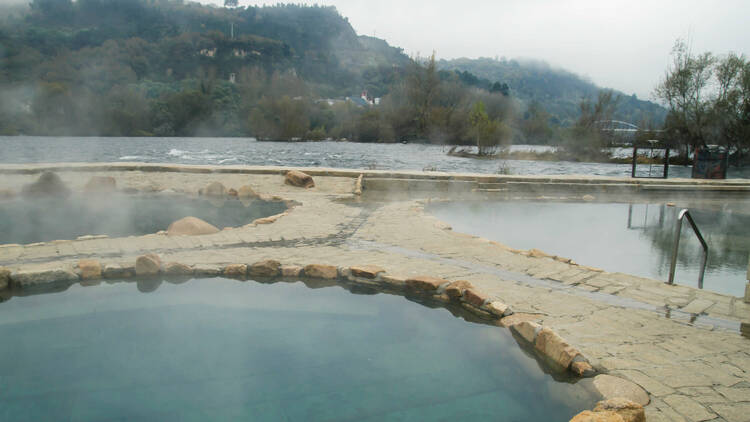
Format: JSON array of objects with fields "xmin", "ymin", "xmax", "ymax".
[
  {"xmin": 428, "ymin": 201, "xmax": 750, "ymax": 297},
  {"xmin": 0, "ymin": 194, "xmax": 286, "ymax": 245},
  {"xmin": 0, "ymin": 277, "xmax": 597, "ymax": 421}
]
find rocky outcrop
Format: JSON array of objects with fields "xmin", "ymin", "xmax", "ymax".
[
  {"xmin": 84, "ymin": 176, "xmax": 117, "ymax": 193},
  {"xmin": 303, "ymin": 264, "xmax": 338, "ymax": 279},
  {"xmin": 135, "ymin": 254, "xmax": 161, "ymax": 277},
  {"xmin": 78, "ymin": 259, "xmax": 102, "ymax": 280},
  {"xmin": 249, "ymin": 260, "xmax": 281, "ymax": 277},
  {"xmin": 199, "ymin": 181, "xmax": 227, "ymax": 197},
  {"xmin": 167, "ymin": 216, "xmax": 220, "ymax": 236},
  {"xmin": 22, "ymin": 172, "xmax": 71, "ymax": 197},
  {"xmin": 285, "ymin": 170, "xmax": 315, "ymax": 188}
]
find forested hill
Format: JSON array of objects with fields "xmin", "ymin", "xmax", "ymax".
[{"xmin": 438, "ymin": 57, "xmax": 666, "ymax": 127}]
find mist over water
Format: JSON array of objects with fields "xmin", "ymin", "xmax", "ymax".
[{"xmin": 4, "ymin": 136, "xmax": 750, "ymax": 178}]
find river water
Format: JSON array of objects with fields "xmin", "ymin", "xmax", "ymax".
[{"xmin": 3, "ymin": 136, "xmax": 750, "ymax": 178}]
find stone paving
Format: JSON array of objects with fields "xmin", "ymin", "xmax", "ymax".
[{"xmin": 1, "ymin": 164, "xmax": 750, "ymax": 421}]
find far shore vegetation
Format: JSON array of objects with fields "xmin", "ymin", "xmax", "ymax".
[{"xmin": 0, "ymin": 1, "xmax": 748, "ymax": 167}]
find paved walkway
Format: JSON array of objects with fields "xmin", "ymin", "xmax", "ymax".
[{"xmin": 1, "ymin": 165, "xmax": 750, "ymax": 421}]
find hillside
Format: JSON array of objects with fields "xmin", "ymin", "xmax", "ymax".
[{"xmin": 438, "ymin": 57, "xmax": 666, "ymax": 128}]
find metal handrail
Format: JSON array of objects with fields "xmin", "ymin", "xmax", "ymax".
[{"xmin": 668, "ymin": 209, "xmax": 708, "ymax": 289}]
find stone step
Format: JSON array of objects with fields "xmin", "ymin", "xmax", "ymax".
[{"xmin": 477, "ymin": 182, "xmax": 507, "ymax": 189}]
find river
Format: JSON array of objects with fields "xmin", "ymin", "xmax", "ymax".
[{"xmin": 3, "ymin": 136, "xmax": 750, "ymax": 178}]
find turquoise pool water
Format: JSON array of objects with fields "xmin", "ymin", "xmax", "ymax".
[
  {"xmin": 0, "ymin": 194, "xmax": 286, "ymax": 245},
  {"xmin": 0, "ymin": 278, "xmax": 596, "ymax": 421},
  {"xmin": 428, "ymin": 201, "xmax": 750, "ymax": 297}
]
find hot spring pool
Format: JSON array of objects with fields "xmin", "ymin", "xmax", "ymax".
[
  {"xmin": 0, "ymin": 194, "xmax": 286, "ymax": 245},
  {"xmin": 428, "ymin": 201, "xmax": 750, "ymax": 297},
  {"xmin": 0, "ymin": 278, "xmax": 596, "ymax": 421}
]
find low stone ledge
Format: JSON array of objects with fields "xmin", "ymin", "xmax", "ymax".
[
  {"xmin": 510, "ymin": 321, "xmax": 542, "ymax": 344},
  {"xmin": 303, "ymin": 264, "xmax": 339, "ymax": 280},
  {"xmin": 10, "ymin": 267, "xmax": 79, "ymax": 288},
  {"xmin": 0, "ymin": 267, "xmax": 9, "ymax": 290},
  {"xmin": 381, "ymin": 274, "xmax": 406, "ymax": 289},
  {"xmin": 103, "ymin": 263, "xmax": 136, "ymax": 279},
  {"xmin": 349, "ymin": 265, "xmax": 385, "ymax": 279},
  {"xmin": 249, "ymin": 260, "xmax": 281, "ymax": 277},
  {"xmin": 405, "ymin": 276, "xmax": 449, "ymax": 292},
  {"xmin": 485, "ymin": 301, "xmax": 513, "ymax": 318},
  {"xmin": 135, "ymin": 254, "xmax": 162, "ymax": 277},
  {"xmin": 193, "ymin": 264, "xmax": 223, "ymax": 277},
  {"xmin": 462, "ymin": 288, "xmax": 488, "ymax": 308}
]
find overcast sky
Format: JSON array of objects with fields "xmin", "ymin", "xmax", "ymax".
[{"xmin": 199, "ymin": 0, "xmax": 750, "ymax": 100}]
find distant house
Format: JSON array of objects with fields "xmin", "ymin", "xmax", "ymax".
[
  {"xmin": 345, "ymin": 90, "xmax": 381, "ymax": 107},
  {"xmin": 199, "ymin": 48, "xmax": 217, "ymax": 57}
]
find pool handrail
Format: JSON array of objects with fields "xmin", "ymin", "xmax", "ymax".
[{"xmin": 668, "ymin": 209, "xmax": 708, "ymax": 289}]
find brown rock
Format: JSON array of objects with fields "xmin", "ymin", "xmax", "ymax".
[
  {"xmin": 499, "ymin": 313, "xmax": 540, "ymax": 328},
  {"xmin": 381, "ymin": 274, "xmax": 406, "ymax": 289},
  {"xmin": 249, "ymin": 260, "xmax": 281, "ymax": 277},
  {"xmin": 528, "ymin": 248, "xmax": 553, "ymax": 259},
  {"xmin": 102, "ymin": 264, "xmax": 135, "ymax": 279},
  {"xmin": 569, "ymin": 410, "xmax": 625, "ymax": 422},
  {"xmin": 0, "ymin": 266, "xmax": 10, "ymax": 290},
  {"xmin": 78, "ymin": 259, "xmax": 102, "ymax": 280},
  {"xmin": 22, "ymin": 172, "xmax": 71, "ymax": 197},
  {"xmin": 10, "ymin": 268, "xmax": 79, "ymax": 287},
  {"xmin": 485, "ymin": 301, "xmax": 511, "ymax": 317},
  {"xmin": 534, "ymin": 328, "xmax": 581, "ymax": 370},
  {"xmin": 572, "ymin": 360, "xmax": 596, "ymax": 377},
  {"xmin": 349, "ymin": 265, "xmax": 385, "ymax": 279},
  {"xmin": 84, "ymin": 176, "xmax": 117, "ymax": 193},
  {"xmin": 164, "ymin": 262, "xmax": 193, "ymax": 276},
  {"xmin": 303, "ymin": 264, "xmax": 338, "ymax": 279},
  {"xmin": 593, "ymin": 398, "xmax": 645, "ymax": 422},
  {"xmin": 405, "ymin": 276, "xmax": 448, "ymax": 292},
  {"xmin": 237, "ymin": 185, "xmax": 260, "ymax": 199},
  {"xmin": 193, "ymin": 264, "xmax": 223, "ymax": 277},
  {"xmin": 462, "ymin": 288, "xmax": 488, "ymax": 307},
  {"xmin": 227, "ymin": 188, "xmax": 238, "ymax": 197},
  {"xmin": 167, "ymin": 216, "xmax": 220, "ymax": 236},
  {"xmin": 199, "ymin": 181, "xmax": 227, "ymax": 197},
  {"xmin": 445, "ymin": 280, "xmax": 473, "ymax": 299},
  {"xmin": 592, "ymin": 375, "xmax": 650, "ymax": 406},
  {"xmin": 135, "ymin": 254, "xmax": 161, "ymax": 277},
  {"xmin": 285, "ymin": 170, "xmax": 315, "ymax": 188},
  {"xmin": 281, "ymin": 265, "xmax": 302, "ymax": 277},
  {"xmin": 223, "ymin": 264, "xmax": 247, "ymax": 279},
  {"xmin": 510, "ymin": 321, "xmax": 542, "ymax": 344}
]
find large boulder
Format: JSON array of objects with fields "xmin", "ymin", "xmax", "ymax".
[
  {"xmin": 78, "ymin": 259, "xmax": 102, "ymax": 280},
  {"xmin": 303, "ymin": 264, "xmax": 338, "ymax": 279},
  {"xmin": 285, "ymin": 170, "xmax": 315, "ymax": 188},
  {"xmin": 22, "ymin": 172, "xmax": 71, "ymax": 197},
  {"xmin": 593, "ymin": 398, "xmax": 645, "ymax": 422},
  {"xmin": 167, "ymin": 217, "xmax": 220, "ymax": 236},
  {"xmin": 237, "ymin": 185, "xmax": 259, "ymax": 199},
  {"xmin": 534, "ymin": 328, "xmax": 581, "ymax": 370},
  {"xmin": 84, "ymin": 176, "xmax": 117, "ymax": 193},
  {"xmin": 249, "ymin": 260, "xmax": 281, "ymax": 277},
  {"xmin": 199, "ymin": 182, "xmax": 227, "ymax": 197},
  {"xmin": 135, "ymin": 254, "xmax": 161, "ymax": 277}
]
